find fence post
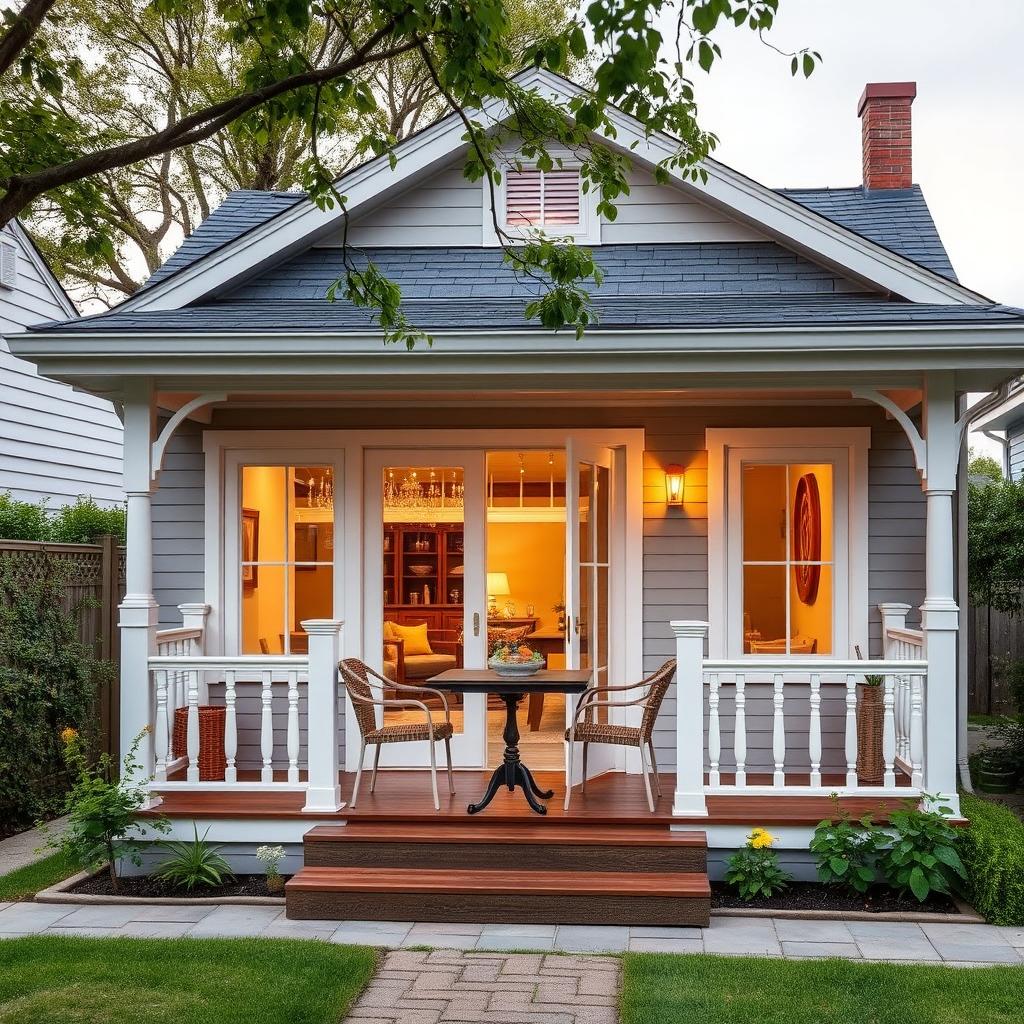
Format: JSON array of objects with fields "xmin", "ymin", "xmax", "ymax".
[
  {"xmin": 671, "ymin": 620, "xmax": 709, "ymax": 816},
  {"xmin": 302, "ymin": 619, "xmax": 344, "ymax": 813},
  {"xmin": 877, "ymin": 602, "xmax": 911, "ymax": 659}
]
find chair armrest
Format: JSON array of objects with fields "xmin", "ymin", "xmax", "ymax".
[
  {"xmin": 389, "ymin": 680, "xmax": 452, "ymax": 720},
  {"xmin": 384, "ymin": 637, "xmax": 406, "ymax": 684},
  {"xmin": 431, "ymin": 640, "xmax": 460, "ymax": 655}
]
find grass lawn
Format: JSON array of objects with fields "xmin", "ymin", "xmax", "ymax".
[
  {"xmin": 0, "ymin": 936, "xmax": 377, "ymax": 1024},
  {"xmin": 622, "ymin": 954, "xmax": 1023, "ymax": 1024},
  {"xmin": 0, "ymin": 852, "xmax": 76, "ymax": 902}
]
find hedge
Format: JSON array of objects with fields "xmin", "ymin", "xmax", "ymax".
[{"xmin": 959, "ymin": 793, "xmax": 1024, "ymax": 926}]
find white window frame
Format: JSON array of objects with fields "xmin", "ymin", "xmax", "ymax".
[
  {"xmin": 483, "ymin": 150, "xmax": 601, "ymax": 246},
  {"xmin": 706, "ymin": 427, "xmax": 870, "ymax": 659}
]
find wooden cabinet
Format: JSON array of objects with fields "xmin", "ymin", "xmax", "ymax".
[{"xmin": 384, "ymin": 524, "xmax": 464, "ymax": 628}]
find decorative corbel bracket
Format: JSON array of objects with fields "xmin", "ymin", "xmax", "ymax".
[
  {"xmin": 151, "ymin": 393, "xmax": 227, "ymax": 482},
  {"xmin": 850, "ymin": 387, "xmax": 927, "ymax": 476}
]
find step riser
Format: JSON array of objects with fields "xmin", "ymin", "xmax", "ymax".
[
  {"xmin": 304, "ymin": 840, "xmax": 706, "ymax": 873},
  {"xmin": 287, "ymin": 890, "xmax": 710, "ymax": 927}
]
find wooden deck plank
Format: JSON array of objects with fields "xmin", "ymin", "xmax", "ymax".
[
  {"xmin": 144, "ymin": 770, "xmax": 922, "ymax": 825},
  {"xmin": 304, "ymin": 823, "xmax": 707, "ymax": 846}
]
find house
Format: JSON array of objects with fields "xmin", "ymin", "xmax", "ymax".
[
  {"xmin": 11, "ymin": 72, "xmax": 1024, "ymax": 925},
  {"xmin": 0, "ymin": 220, "xmax": 123, "ymax": 507},
  {"xmin": 971, "ymin": 379, "xmax": 1024, "ymax": 479}
]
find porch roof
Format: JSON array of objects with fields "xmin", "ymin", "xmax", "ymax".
[{"xmin": 27, "ymin": 293, "xmax": 1024, "ymax": 334}]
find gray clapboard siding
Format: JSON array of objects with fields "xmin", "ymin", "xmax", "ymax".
[
  {"xmin": 324, "ymin": 158, "xmax": 777, "ymax": 248},
  {"xmin": 152, "ymin": 419, "xmax": 205, "ymax": 627},
  {"xmin": 1007, "ymin": 418, "xmax": 1024, "ymax": 481},
  {"xmin": 0, "ymin": 222, "xmax": 123, "ymax": 505}
]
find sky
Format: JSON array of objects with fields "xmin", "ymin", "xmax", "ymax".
[{"xmin": 661, "ymin": 0, "xmax": 1024, "ymax": 307}]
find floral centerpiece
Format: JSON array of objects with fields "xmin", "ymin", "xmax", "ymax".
[{"xmin": 488, "ymin": 640, "xmax": 544, "ymax": 677}]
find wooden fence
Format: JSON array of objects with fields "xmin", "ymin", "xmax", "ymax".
[
  {"xmin": 969, "ymin": 602, "xmax": 1024, "ymax": 716},
  {"xmin": 0, "ymin": 537, "xmax": 126, "ymax": 756}
]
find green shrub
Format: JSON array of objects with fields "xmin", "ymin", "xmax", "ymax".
[
  {"xmin": 0, "ymin": 493, "xmax": 125, "ymax": 544},
  {"xmin": 0, "ymin": 557, "xmax": 107, "ymax": 831},
  {"xmin": 41, "ymin": 729, "xmax": 169, "ymax": 892},
  {"xmin": 725, "ymin": 827, "xmax": 792, "ymax": 901},
  {"xmin": 876, "ymin": 799, "xmax": 966, "ymax": 902},
  {"xmin": 810, "ymin": 810, "xmax": 884, "ymax": 894},
  {"xmin": 959, "ymin": 793, "xmax": 1024, "ymax": 925},
  {"xmin": 50, "ymin": 497, "xmax": 126, "ymax": 544},
  {"xmin": 0, "ymin": 493, "xmax": 51, "ymax": 541}
]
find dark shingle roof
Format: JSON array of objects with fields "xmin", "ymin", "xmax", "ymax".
[
  {"xmin": 777, "ymin": 185, "xmax": 957, "ymax": 281},
  {"xmin": 136, "ymin": 181, "xmax": 956, "ymax": 297},
  {"xmin": 140, "ymin": 190, "xmax": 305, "ymax": 290},
  {"xmin": 32, "ymin": 294, "xmax": 1024, "ymax": 333}
]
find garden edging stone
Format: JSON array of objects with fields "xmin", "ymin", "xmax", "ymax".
[{"xmin": 34, "ymin": 869, "xmax": 286, "ymax": 907}]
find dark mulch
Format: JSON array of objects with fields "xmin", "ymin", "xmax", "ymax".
[
  {"xmin": 68, "ymin": 872, "xmax": 288, "ymax": 899},
  {"xmin": 711, "ymin": 881, "xmax": 959, "ymax": 914}
]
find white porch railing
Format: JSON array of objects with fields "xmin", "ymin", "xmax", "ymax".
[
  {"xmin": 880, "ymin": 603, "xmax": 926, "ymax": 785},
  {"xmin": 701, "ymin": 658, "xmax": 926, "ymax": 795},
  {"xmin": 148, "ymin": 654, "xmax": 309, "ymax": 788}
]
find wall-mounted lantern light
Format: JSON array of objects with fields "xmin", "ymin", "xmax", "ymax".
[{"xmin": 665, "ymin": 464, "xmax": 685, "ymax": 506}]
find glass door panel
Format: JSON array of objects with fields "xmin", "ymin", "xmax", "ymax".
[{"xmin": 362, "ymin": 450, "xmax": 486, "ymax": 769}]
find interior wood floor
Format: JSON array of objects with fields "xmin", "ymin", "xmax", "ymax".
[{"xmin": 148, "ymin": 769, "xmax": 926, "ymax": 825}]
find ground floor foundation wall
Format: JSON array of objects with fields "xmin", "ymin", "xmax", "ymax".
[{"xmin": 149, "ymin": 402, "xmax": 926, "ymax": 775}]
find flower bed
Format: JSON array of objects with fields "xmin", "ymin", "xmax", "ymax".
[
  {"xmin": 66, "ymin": 871, "xmax": 288, "ymax": 900},
  {"xmin": 711, "ymin": 881, "xmax": 960, "ymax": 915}
]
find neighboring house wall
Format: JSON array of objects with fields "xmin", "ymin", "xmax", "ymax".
[
  {"xmin": 0, "ymin": 223, "xmax": 123, "ymax": 506},
  {"xmin": 1007, "ymin": 418, "xmax": 1024, "ymax": 481},
  {"xmin": 151, "ymin": 403, "xmax": 925, "ymax": 773},
  {"xmin": 334, "ymin": 159, "xmax": 769, "ymax": 247}
]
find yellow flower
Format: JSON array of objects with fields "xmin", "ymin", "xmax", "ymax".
[
  {"xmin": 749, "ymin": 827, "xmax": 775, "ymax": 850},
  {"xmin": 60, "ymin": 727, "xmax": 79, "ymax": 746}
]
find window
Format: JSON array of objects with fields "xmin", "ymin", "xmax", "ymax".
[
  {"xmin": 741, "ymin": 463, "xmax": 833, "ymax": 655},
  {"xmin": 505, "ymin": 168, "xmax": 581, "ymax": 228},
  {"xmin": 239, "ymin": 465, "xmax": 334, "ymax": 654},
  {"xmin": 706, "ymin": 428, "xmax": 869, "ymax": 659},
  {"xmin": 0, "ymin": 238, "xmax": 17, "ymax": 289}
]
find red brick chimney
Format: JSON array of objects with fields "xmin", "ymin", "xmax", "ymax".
[{"xmin": 857, "ymin": 82, "xmax": 916, "ymax": 190}]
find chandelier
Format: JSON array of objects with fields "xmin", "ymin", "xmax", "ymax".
[
  {"xmin": 305, "ymin": 469, "xmax": 334, "ymax": 509},
  {"xmin": 384, "ymin": 469, "xmax": 464, "ymax": 510}
]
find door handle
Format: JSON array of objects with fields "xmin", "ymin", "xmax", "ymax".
[
  {"xmin": 574, "ymin": 615, "xmax": 580, "ymax": 635},
  {"xmin": 473, "ymin": 612, "xmax": 480, "ymax": 637}
]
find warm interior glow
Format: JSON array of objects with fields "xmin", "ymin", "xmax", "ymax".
[
  {"xmin": 486, "ymin": 571, "xmax": 511, "ymax": 596},
  {"xmin": 741, "ymin": 463, "xmax": 833, "ymax": 655}
]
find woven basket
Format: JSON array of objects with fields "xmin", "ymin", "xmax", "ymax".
[
  {"xmin": 856, "ymin": 685, "xmax": 884, "ymax": 784},
  {"xmin": 172, "ymin": 705, "xmax": 227, "ymax": 781}
]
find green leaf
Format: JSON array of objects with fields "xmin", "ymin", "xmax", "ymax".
[{"xmin": 909, "ymin": 866, "xmax": 930, "ymax": 902}]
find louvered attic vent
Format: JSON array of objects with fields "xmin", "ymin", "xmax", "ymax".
[
  {"xmin": 0, "ymin": 238, "xmax": 17, "ymax": 289},
  {"xmin": 505, "ymin": 168, "xmax": 581, "ymax": 228}
]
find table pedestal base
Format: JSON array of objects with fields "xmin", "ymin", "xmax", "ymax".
[{"xmin": 467, "ymin": 692, "xmax": 555, "ymax": 815}]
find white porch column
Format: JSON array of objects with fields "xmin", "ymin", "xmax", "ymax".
[
  {"xmin": 671, "ymin": 620, "xmax": 709, "ymax": 816},
  {"xmin": 119, "ymin": 379, "xmax": 158, "ymax": 782},
  {"xmin": 920, "ymin": 372, "xmax": 960, "ymax": 811},
  {"xmin": 877, "ymin": 602, "xmax": 911, "ymax": 658},
  {"xmin": 302, "ymin": 619, "xmax": 344, "ymax": 813}
]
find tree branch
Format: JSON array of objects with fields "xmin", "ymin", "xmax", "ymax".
[{"xmin": 0, "ymin": 0, "xmax": 58, "ymax": 80}]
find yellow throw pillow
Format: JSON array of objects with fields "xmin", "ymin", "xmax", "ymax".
[
  {"xmin": 383, "ymin": 620, "xmax": 398, "ymax": 641},
  {"xmin": 391, "ymin": 621, "xmax": 433, "ymax": 656}
]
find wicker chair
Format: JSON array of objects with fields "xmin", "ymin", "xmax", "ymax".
[
  {"xmin": 339, "ymin": 658, "xmax": 455, "ymax": 811},
  {"xmin": 563, "ymin": 659, "xmax": 676, "ymax": 813}
]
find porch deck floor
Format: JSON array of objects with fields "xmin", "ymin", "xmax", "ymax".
[{"xmin": 147, "ymin": 770, "xmax": 916, "ymax": 825}]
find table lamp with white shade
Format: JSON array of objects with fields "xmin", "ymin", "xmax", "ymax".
[{"xmin": 486, "ymin": 571, "xmax": 510, "ymax": 617}]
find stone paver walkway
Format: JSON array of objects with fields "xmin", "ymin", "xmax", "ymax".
[
  {"xmin": 1, "ymin": 902, "xmax": 1022, "ymax": 965},
  {"xmin": 348, "ymin": 950, "xmax": 619, "ymax": 1024},
  {"xmin": 0, "ymin": 817, "xmax": 68, "ymax": 876}
]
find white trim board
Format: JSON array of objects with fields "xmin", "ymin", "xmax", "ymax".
[
  {"xmin": 705, "ymin": 427, "xmax": 871, "ymax": 660},
  {"xmin": 115, "ymin": 68, "xmax": 984, "ymax": 313}
]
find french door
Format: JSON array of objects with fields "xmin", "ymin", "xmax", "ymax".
[
  {"xmin": 362, "ymin": 449, "xmax": 487, "ymax": 768},
  {"xmin": 565, "ymin": 440, "xmax": 618, "ymax": 781}
]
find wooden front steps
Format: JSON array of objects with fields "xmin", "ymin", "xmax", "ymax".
[{"xmin": 286, "ymin": 820, "xmax": 711, "ymax": 926}]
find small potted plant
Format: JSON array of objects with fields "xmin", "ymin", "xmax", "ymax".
[
  {"xmin": 857, "ymin": 673, "xmax": 885, "ymax": 785},
  {"xmin": 974, "ymin": 745, "xmax": 1020, "ymax": 793},
  {"xmin": 256, "ymin": 844, "xmax": 287, "ymax": 892}
]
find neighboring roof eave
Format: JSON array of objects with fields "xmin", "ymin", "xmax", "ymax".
[{"xmin": 115, "ymin": 67, "xmax": 986, "ymax": 316}]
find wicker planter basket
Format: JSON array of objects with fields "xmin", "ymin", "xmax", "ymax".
[
  {"xmin": 856, "ymin": 684, "xmax": 884, "ymax": 784},
  {"xmin": 172, "ymin": 706, "xmax": 227, "ymax": 781}
]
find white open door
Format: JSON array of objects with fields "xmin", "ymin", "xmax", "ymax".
[
  {"xmin": 362, "ymin": 448, "xmax": 487, "ymax": 768},
  {"xmin": 565, "ymin": 439, "xmax": 617, "ymax": 781}
]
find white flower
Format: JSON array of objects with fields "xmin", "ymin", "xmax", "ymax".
[{"xmin": 255, "ymin": 844, "xmax": 286, "ymax": 873}]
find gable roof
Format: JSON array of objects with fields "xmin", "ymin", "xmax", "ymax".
[
  {"xmin": 103, "ymin": 67, "xmax": 984, "ymax": 314},
  {"xmin": 31, "ymin": 243, "xmax": 1024, "ymax": 335},
  {"xmin": 2, "ymin": 220, "xmax": 78, "ymax": 321},
  {"xmin": 127, "ymin": 183, "xmax": 958, "ymax": 299}
]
